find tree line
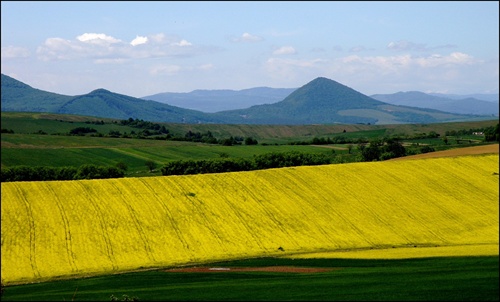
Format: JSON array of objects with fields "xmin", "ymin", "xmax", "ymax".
[
  {"xmin": 1, "ymin": 141, "xmax": 424, "ymax": 181},
  {"xmin": 1, "ymin": 164, "xmax": 125, "ymax": 182},
  {"xmin": 160, "ymin": 151, "xmax": 334, "ymax": 176}
]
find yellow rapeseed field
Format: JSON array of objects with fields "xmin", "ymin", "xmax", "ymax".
[{"xmin": 1, "ymin": 154, "xmax": 498, "ymax": 284}]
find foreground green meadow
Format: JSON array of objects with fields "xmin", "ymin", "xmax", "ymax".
[{"xmin": 2, "ymin": 256, "xmax": 498, "ymax": 301}]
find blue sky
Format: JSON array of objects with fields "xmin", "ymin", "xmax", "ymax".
[{"xmin": 1, "ymin": 1, "xmax": 498, "ymax": 98}]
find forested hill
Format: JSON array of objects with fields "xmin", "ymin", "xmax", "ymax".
[
  {"xmin": 1, "ymin": 74, "xmax": 222, "ymax": 123},
  {"xmin": 1, "ymin": 74, "xmax": 72, "ymax": 112},
  {"xmin": 210, "ymin": 77, "xmax": 489, "ymax": 124},
  {"xmin": 55, "ymin": 88, "xmax": 222, "ymax": 123},
  {"xmin": 1, "ymin": 74, "xmax": 492, "ymax": 125}
]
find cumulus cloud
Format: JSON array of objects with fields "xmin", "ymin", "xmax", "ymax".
[
  {"xmin": 172, "ymin": 39, "xmax": 192, "ymax": 47},
  {"xmin": 263, "ymin": 51, "xmax": 490, "ymax": 94},
  {"xmin": 130, "ymin": 35, "xmax": 148, "ymax": 46},
  {"xmin": 1, "ymin": 46, "xmax": 30, "ymax": 59},
  {"xmin": 77, "ymin": 33, "xmax": 121, "ymax": 44},
  {"xmin": 232, "ymin": 32, "xmax": 263, "ymax": 42},
  {"xmin": 273, "ymin": 46, "xmax": 296, "ymax": 55},
  {"xmin": 36, "ymin": 32, "xmax": 205, "ymax": 62}
]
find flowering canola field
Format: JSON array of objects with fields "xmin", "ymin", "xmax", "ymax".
[{"xmin": 1, "ymin": 154, "xmax": 498, "ymax": 284}]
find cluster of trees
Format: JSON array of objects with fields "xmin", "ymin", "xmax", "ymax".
[
  {"xmin": 288, "ymin": 131, "xmax": 444, "ymax": 147},
  {"xmin": 445, "ymin": 124, "xmax": 499, "ymax": 142},
  {"xmin": 1, "ymin": 164, "xmax": 126, "ymax": 182},
  {"xmin": 118, "ymin": 117, "xmax": 169, "ymax": 133},
  {"xmin": 288, "ymin": 136, "xmax": 367, "ymax": 145},
  {"xmin": 161, "ymin": 151, "xmax": 332, "ymax": 176},
  {"xmin": 84, "ymin": 120, "xmax": 105, "ymax": 125},
  {"xmin": 357, "ymin": 139, "xmax": 407, "ymax": 161},
  {"xmin": 69, "ymin": 127, "xmax": 98, "ymax": 135},
  {"xmin": 484, "ymin": 124, "xmax": 499, "ymax": 142},
  {"xmin": 445, "ymin": 127, "xmax": 490, "ymax": 137},
  {"xmin": 66, "ymin": 121, "xmax": 259, "ymax": 146},
  {"xmin": 169, "ymin": 131, "xmax": 258, "ymax": 146}
]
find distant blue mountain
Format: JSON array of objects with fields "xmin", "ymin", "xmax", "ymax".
[
  {"xmin": 428, "ymin": 93, "xmax": 499, "ymax": 103},
  {"xmin": 142, "ymin": 87, "xmax": 297, "ymax": 113},
  {"xmin": 2, "ymin": 73, "xmax": 494, "ymax": 125},
  {"xmin": 370, "ymin": 91, "xmax": 499, "ymax": 116}
]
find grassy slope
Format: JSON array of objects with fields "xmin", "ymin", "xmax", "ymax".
[{"xmin": 1, "ymin": 154, "xmax": 498, "ymax": 285}]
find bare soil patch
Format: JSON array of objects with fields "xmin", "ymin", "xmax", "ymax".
[{"xmin": 164, "ymin": 266, "xmax": 337, "ymax": 273}]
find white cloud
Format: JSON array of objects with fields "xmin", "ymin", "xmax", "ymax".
[
  {"xmin": 172, "ymin": 39, "xmax": 192, "ymax": 47},
  {"xmin": 36, "ymin": 32, "xmax": 207, "ymax": 62},
  {"xmin": 1, "ymin": 46, "xmax": 30, "ymax": 59},
  {"xmin": 37, "ymin": 37, "xmax": 87, "ymax": 61},
  {"xmin": 273, "ymin": 46, "xmax": 296, "ymax": 55},
  {"xmin": 232, "ymin": 32, "xmax": 263, "ymax": 43},
  {"xmin": 149, "ymin": 33, "xmax": 167, "ymax": 44},
  {"xmin": 130, "ymin": 35, "xmax": 148, "ymax": 46},
  {"xmin": 76, "ymin": 33, "xmax": 121, "ymax": 44},
  {"xmin": 262, "ymin": 52, "xmax": 492, "ymax": 94}
]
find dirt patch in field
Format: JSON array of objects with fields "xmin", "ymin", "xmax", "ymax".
[{"xmin": 164, "ymin": 266, "xmax": 337, "ymax": 273}]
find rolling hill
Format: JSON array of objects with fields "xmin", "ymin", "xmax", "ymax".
[
  {"xmin": 1, "ymin": 74, "xmax": 221, "ymax": 123},
  {"xmin": 1, "ymin": 154, "xmax": 498, "ymax": 284},
  {"xmin": 0, "ymin": 74, "xmax": 72, "ymax": 112},
  {"xmin": 1, "ymin": 74, "xmax": 493, "ymax": 125},
  {"xmin": 55, "ymin": 88, "xmax": 222, "ymax": 123},
  {"xmin": 371, "ymin": 91, "xmax": 499, "ymax": 116}
]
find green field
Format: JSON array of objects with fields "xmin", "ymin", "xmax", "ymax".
[
  {"xmin": 2, "ymin": 111, "xmax": 498, "ymax": 141},
  {"xmin": 1, "ymin": 134, "xmax": 341, "ymax": 175},
  {"xmin": 2, "ymin": 112, "xmax": 498, "ymax": 176},
  {"xmin": 1, "ymin": 256, "xmax": 498, "ymax": 301}
]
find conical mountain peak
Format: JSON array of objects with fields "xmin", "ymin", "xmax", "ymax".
[{"xmin": 279, "ymin": 77, "xmax": 384, "ymax": 109}]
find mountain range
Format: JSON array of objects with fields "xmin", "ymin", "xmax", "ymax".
[
  {"xmin": 142, "ymin": 87, "xmax": 296, "ymax": 113},
  {"xmin": 1, "ymin": 73, "xmax": 495, "ymax": 125},
  {"xmin": 370, "ymin": 91, "xmax": 498, "ymax": 116},
  {"xmin": 144, "ymin": 84, "xmax": 498, "ymax": 116}
]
